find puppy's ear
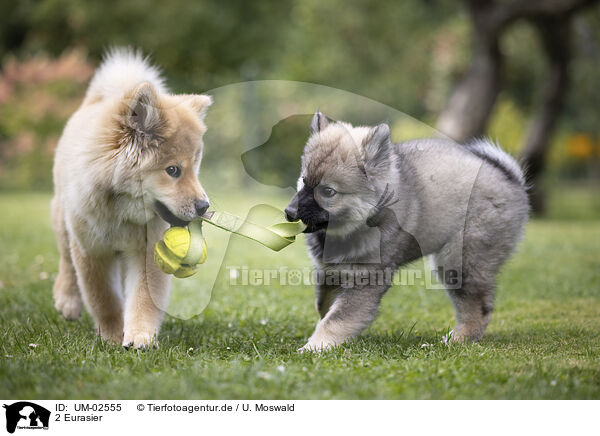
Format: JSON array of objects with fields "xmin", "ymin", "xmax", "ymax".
[
  {"xmin": 186, "ymin": 94, "xmax": 213, "ymax": 121},
  {"xmin": 362, "ymin": 123, "xmax": 391, "ymax": 167},
  {"xmin": 310, "ymin": 111, "xmax": 329, "ymax": 134},
  {"xmin": 122, "ymin": 82, "xmax": 165, "ymax": 141}
]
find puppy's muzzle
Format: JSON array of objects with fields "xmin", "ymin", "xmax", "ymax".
[
  {"xmin": 284, "ymin": 205, "xmax": 298, "ymax": 222},
  {"xmin": 195, "ymin": 199, "xmax": 210, "ymax": 217},
  {"xmin": 154, "ymin": 200, "xmax": 189, "ymax": 227},
  {"xmin": 285, "ymin": 192, "xmax": 328, "ymax": 233}
]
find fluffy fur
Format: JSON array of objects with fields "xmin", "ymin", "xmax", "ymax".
[
  {"xmin": 51, "ymin": 48, "xmax": 213, "ymax": 348},
  {"xmin": 286, "ymin": 112, "xmax": 529, "ymax": 351}
]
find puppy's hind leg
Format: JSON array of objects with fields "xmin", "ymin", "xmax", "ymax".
[
  {"xmin": 51, "ymin": 197, "xmax": 82, "ymax": 320},
  {"xmin": 445, "ymin": 286, "xmax": 494, "ymax": 343},
  {"xmin": 434, "ymin": 242, "xmax": 496, "ymax": 343}
]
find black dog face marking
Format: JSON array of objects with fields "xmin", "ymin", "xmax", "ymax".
[{"xmin": 285, "ymin": 183, "xmax": 329, "ymax": 233}]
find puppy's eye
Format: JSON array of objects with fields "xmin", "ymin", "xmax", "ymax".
[
  {"xmin": 321, "ymin": 186, "xmax": 337, "ymax": 198},
  {"xmin": 165, "ymin": 166, "xmax": 181, "ymax": 178}
]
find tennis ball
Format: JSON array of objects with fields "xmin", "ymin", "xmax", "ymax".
[
  {"xmin": 173, "ymin": 263, "xmax": 198, "ymax": 279},
  {"xmin": 154, "ymin": 223, "xmax": 207, "ymax": 277},
  {"xmin": 154, "ymin": 240, "xmax": 181, "ymax": 275},
  {"xmin": 163, "ymin": 226, "xmax": 192, "ymax": 259}
]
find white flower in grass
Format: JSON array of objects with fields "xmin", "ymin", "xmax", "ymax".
[
  {"xmin": 29, "ymin": 343, "xmax": 38, "ymax": 348},
  {"xmin": 276, "ymin": 365, "xmax": 285, "ymax": 373},
  {"xmin": 257, "ymin": 371, "xmax": 272, "ymax": 380}
]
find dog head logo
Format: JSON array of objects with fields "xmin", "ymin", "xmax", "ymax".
[
  {"xmin": 241, "ymin": 114, "xmax": 313, "ymax": 190},
  {"xmin": 3, "ymin": 402, "xmax": 50, "ymax": 433}
]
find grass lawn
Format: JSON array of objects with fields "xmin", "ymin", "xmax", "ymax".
[{"xmin": 0, "ymin": 191, "xmax": 599, "ymax": 399}]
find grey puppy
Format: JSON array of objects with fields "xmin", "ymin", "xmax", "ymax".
[{"xmin": 285, "ymin": 111, "xmax": 529, "ymax": 351}]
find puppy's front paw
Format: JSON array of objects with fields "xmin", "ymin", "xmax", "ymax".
[
  {"xmin": 297, "ymin": 344, "xmax": 324, "ymax": 353},
  {"xmin": 54, "ymin": 286, "xmax": 83, "ymax": 321},
  {"xmin": 123, "ymin": 331, "xmax": 158, "ymax": 350},
  {"xmin": 54, "ymin": 294, "xmax": 83, "ymax": 320},
  {"xmin": 442, "ymin": 327, "xmax": 483, "ymax": 344},
  {"xmin": 297, "ymin": 338, "xmax": 336, "ymax": 353}
]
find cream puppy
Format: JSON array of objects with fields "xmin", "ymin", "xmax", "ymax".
[{"xmin": 51, "ymin": 48, "xmax": 212, "ymax": 348}]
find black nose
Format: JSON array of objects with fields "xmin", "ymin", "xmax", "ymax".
[
  {"xmin": 195, "ymin": 199, "xmax": 210, "ymax": 217},
  {"xmin": 284, "ymin": 206, "xmax": 298, "ymax": 222}
]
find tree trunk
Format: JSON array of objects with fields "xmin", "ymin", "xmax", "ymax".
[
  {"xmin": 436, "ymin": 0, "xmax": 592, "ymax": 143},
  {"xmin": 520, "ymin": 16, "xmax": 571, "ymax": 214},
  {"xmin": 436, "ymin": 0, "xmax": 596, "ymax": 215},
  {"xmin": 436, "ymin": 0, "xmax": 505, "ymax": 142}
]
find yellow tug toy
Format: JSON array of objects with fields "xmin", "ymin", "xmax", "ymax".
[{"xmin": 154, "ymin": 210, "xmax": 306, "ymax": 278}]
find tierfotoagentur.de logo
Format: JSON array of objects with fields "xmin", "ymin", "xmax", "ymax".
[{"xmin": 3, "ymin": 402, "xmax": 50, "ymax": 434}]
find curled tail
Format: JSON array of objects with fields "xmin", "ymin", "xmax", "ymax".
[
  {"xmin": 84, "ymin": 47, "xmax": 166, "ymax": 105},
  {"xmin": 465, "ymin": 138, "xmax": 527, "ymax": 187}
]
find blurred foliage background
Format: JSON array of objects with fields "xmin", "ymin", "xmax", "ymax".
[{"xmin": 0, "ymin": 0, "xmax": 599, "ymax": 217}]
